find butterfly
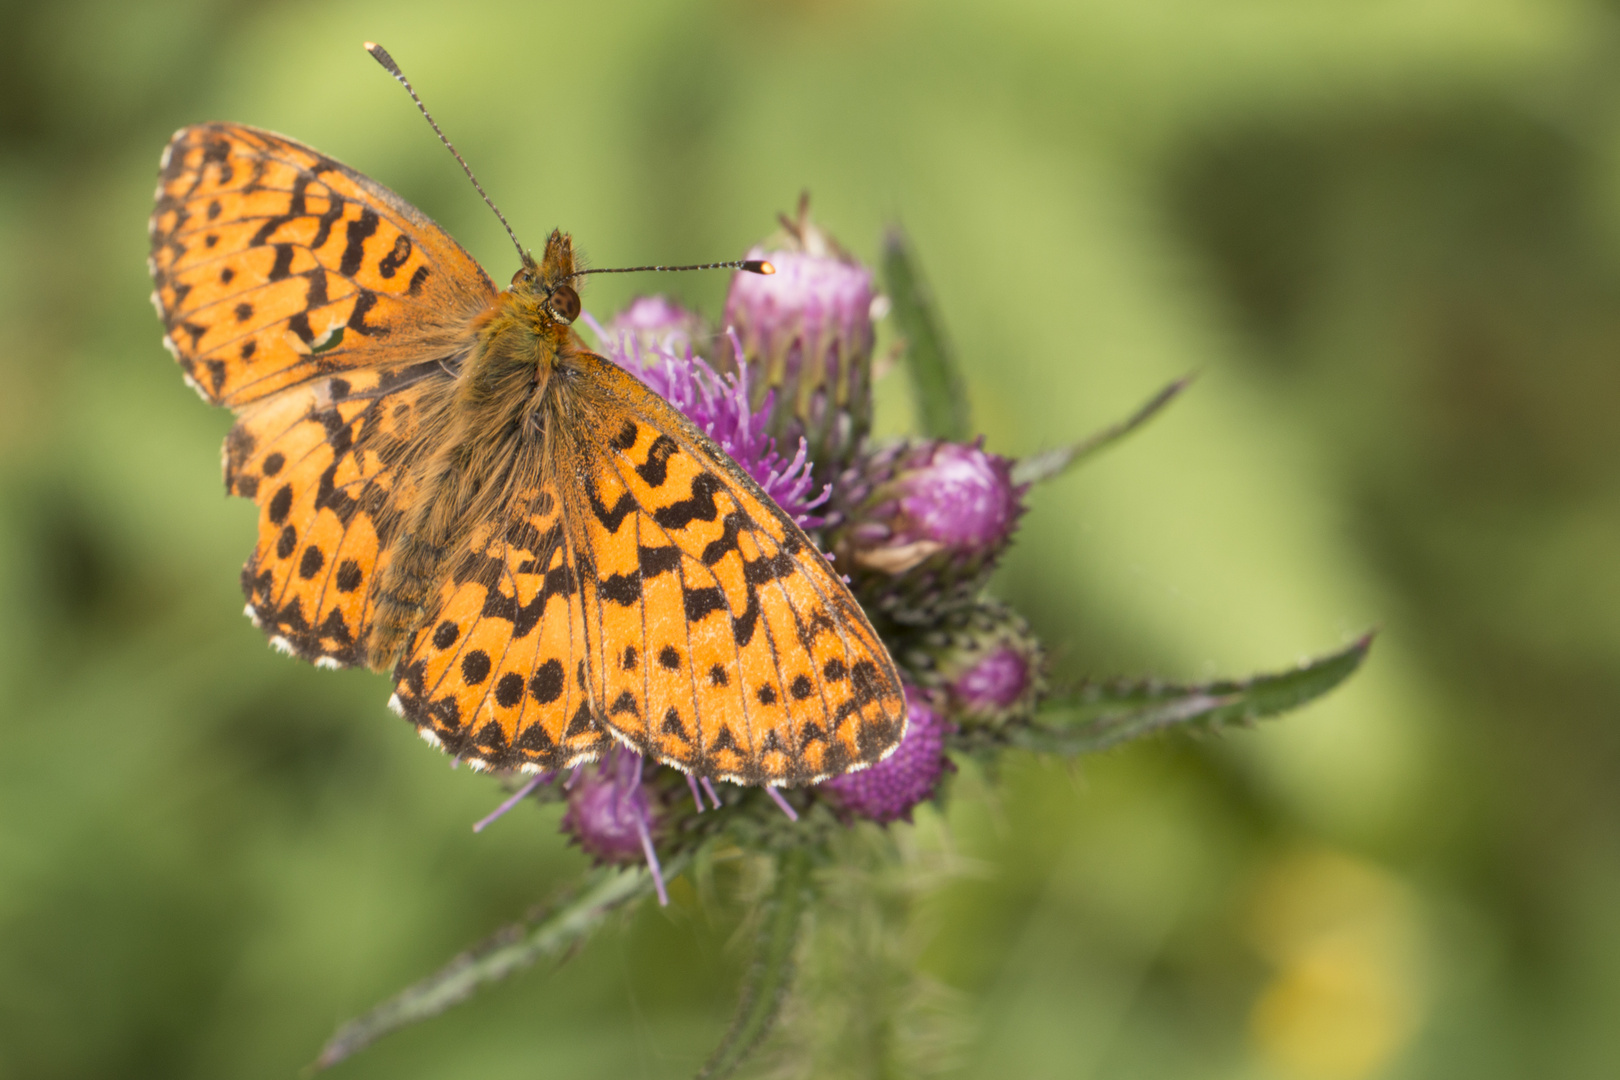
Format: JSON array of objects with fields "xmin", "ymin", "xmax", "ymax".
[{"xmin": 146, "ymin": 119, "xmax": 907, "ymax": 787}]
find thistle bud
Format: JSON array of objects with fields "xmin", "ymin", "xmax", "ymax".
[
  {"xmin": 723, "ymin": 205, "xmax": 875, "ymax": 480},
  {"xmin": 837, "ymin": 439, "xmax": 1027, "ymax": 623},
  {"xmin": 560, "ymin": 748, "xmax": 659, "ymax": 866},
  {"xmin": 817, "ymin": 685, "xmax": 949, "ymax": 824},
  {"xmin": 905, "ymin": 599, "xmax": 1046, "ymax": 736}
]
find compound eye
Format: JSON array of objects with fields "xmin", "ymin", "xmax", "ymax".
[
  {"xmin": 510, "ymin": 267, "xmax": 529, "ymax": 289},
  {"xmin": 548, "ymin": 284, "xmax": 581, "ymax": 323}
]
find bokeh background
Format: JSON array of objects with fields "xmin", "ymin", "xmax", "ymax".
[{"xmin": 3, "ymin": 0, "xmax": 1618, "ymax": 1076}]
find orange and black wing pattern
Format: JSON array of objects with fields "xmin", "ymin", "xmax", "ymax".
[
  {"xmin": 389, "ymin": 481, "xmax": 612, "ymax": 772},
  {"xmin": 576, "ymin": 357, "xmax": 907, "ymax": 785},
  {"xmin": 149, "ymin": 122, "xmax": 494, "ymax": 408},
  {"xmin": 226, "ymin": 361, "xmax": 451, "ymax": 668},
  {"xmin": 389, "ymin": 354, "xmax": 907, "ymax": 784}
]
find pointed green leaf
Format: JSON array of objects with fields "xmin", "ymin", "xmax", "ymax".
[
  {"xmin": 312, "ymin": 857, "xmax": 686, "ymax": 1071},
  {"xmin": 882, "ymin": 228, "xmax": 970, "ymax": 441},
  {"xmin": 695, "ymin": 848, "xmax": 813, "ymax": 1080},
  {"xmin": 1011, "ymin": 376, "xmax": 1193, "ymax": 486},
  {"xmin": 1021, "ymin": 634, "xmax": 1374, "ymax": 756}
]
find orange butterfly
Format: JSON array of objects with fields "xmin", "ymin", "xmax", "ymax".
[{"xmin": 147, "ymin": 109, "xmax": 906, "ymax": 786}]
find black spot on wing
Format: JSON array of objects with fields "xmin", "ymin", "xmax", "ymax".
[
  {"xmin": 449, "ymin": 648, "xmax": 487, "ymax": 685},
  {"xmin": 494, "ymin": 673, "xmax": 525, "ymax": 708},
  {"xmin": 684, "ymin": 587, "xmax": 725, "ymax": 622},
  {"xmin": 639, "ymin": 544, "xmax": 680, "ymax": 578},
  {"xmin": 744, "ymin": 550, "xmax": 796, "ymax": 585},
  {"xmin": 600, "ymin": 571, "xmax": 641, "ymax": 605},
  {"xmin": 633, "ymin": 435, "xmax": 679, "ymax": 488},
  {"xmin": 268, "ymin": 484, "xmax": 293, "ymax": 525},
  {"xmin": 377, "ymin": 234, "xmax": 412, "ymax": 279},
  {"xmin": 347, "ymin": 290, "xmax": 384, "ymax": 336},
  {"xmin": 587, "ymin": 486, "xmax": 637, "ymax": 532},
  {"xmin": 529, "ymin": 658, "xmax": 564, "ymax": 703},
  {"xmin": 516, "ymin": 722, "xmax": 555, "ymax": 753},
  {"xmin": 340, "ymin": 208, "xmax": 379, "ymax": 277},
  {"xmin": 661, "ymin": 708, "xmax": 688, "ymax": 739},
  {"xmin": 335, "ymin": 560, "xmax": 363, "ymax": 593},
  {"xmin": 564, "ymin": 701, "xmax": 594, "ymax": 738},
  {"xmin": 652, "ymin": 472, "xmax": 722, "ymax": 530}
]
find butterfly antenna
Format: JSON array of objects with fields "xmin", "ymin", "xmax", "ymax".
[
  {"xmin": 569, "ymin": 259, "xmax": 775, "ymax": 280},
  {"xmin": 364, "ymin": 41, "xmax": 526, "ymax": 263}
]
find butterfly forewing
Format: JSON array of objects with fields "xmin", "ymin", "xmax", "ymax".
[
  {"xmin": 566, "ymin": 357, "xmax": 907, "ymax": 785},
  {"xmin": 150, "ymin": 123, "xmax": 494, "ymax": 407}
]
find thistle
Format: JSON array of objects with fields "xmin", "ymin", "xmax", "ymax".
[
  {"xmin": 314, "ymin": 212, "xmax": 1373, "ymax": 1079},
  {"xmin": 723, "ymin": 197, "xmax": 876, "ymax": 484},
  {"xmin": 835, "ymin": 438, "xmax": 1026, "ymax": 624}
]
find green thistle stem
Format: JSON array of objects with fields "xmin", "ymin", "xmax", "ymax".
[
  {"xmin": 311, "ymin": 856, "xmax": 687, "ymax": 1071},
  {"xmin": 695, "ymin": 848, "xmax": 814, "ymax": 1080}
]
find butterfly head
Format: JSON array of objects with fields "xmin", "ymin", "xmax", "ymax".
[{"xmin": 508, "ymin": 228, "xmax": 582, "ymax": 327}]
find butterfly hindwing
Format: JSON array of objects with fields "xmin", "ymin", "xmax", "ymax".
[
  {"xmin": 228, "ymin": 362, "xmax": 451, "ymax": 667},
  {"xmin": 573, "ymin": 356, "xmax": 907, "ymax": 785},
  {"xmin": 389, "ymin": 482, "xmax": 612, "ymax": 771},
  {"xmin": 150, "ymin": 123, "xmax": 495, "ymax": 408}
]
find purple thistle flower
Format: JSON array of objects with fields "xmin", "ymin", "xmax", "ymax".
[
  {"xmin": 818, "ymin": 685, "xmax": 949, "ymax": 824},
  {"xmin": 723, "ymin": 225, "xmax": 876, "ymax": 479},
  {"xmin": 837, "ymin": 439, "xmax": 1027, "ymax": 623},
  {"xmin": 560, "ymin": 747, "xmax": 669, "ymax": 905},
  {"xmin": 587, "ymin": 309, "xmax": 830, "ymax": 529},
  {"xmin": 605, "ymin": 294, "xmax": 709, "ymax": 356}
]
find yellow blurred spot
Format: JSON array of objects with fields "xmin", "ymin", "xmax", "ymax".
[{"xmin": 1247, "ymin": 851, "xmax": 1426, "ymax": 1080}]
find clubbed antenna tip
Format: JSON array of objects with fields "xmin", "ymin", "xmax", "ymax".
[{"xmin": 569, "ymin": 258, "xmax": 774, "ymax": 282}]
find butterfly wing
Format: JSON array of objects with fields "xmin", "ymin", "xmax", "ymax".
[
  {"xmin": 575, "ymin": 357, "xmax": 907, "ymax": 785},
  {"xmin": 150, "ymin": 122, "xmax": 495, "ymax": 407},
  {"xmin": 228, "ymin": 361, "xmax": 452, "ymax": 668},
  {"xmin": 389, "ymin": 481, "xmax": 612, "ymax": 772},
  {"xmin": 389, "ymin": 353, "xmax": 907, "ymax": 784}
]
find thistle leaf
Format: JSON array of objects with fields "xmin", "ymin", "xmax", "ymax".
[
  {"xmin": 312, "ymin": 857, "xmax": 686, "ymax": 1071},
  {"xmin": 1022, "ymin": 633, "xmax": 1374, "ymax": 755},
  {"xmin": 1011, "ymin": 376, "xmax": 1193, "ymax": 486},
  {"xmin": 882, "ymin": 227, "xmax": 970, "ymax": 441},
  {"xmin": 695, "ymin": 848, "xmax": 813, "ymax": 1080}
]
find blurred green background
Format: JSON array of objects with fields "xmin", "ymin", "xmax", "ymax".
[{"xmin": 3, "ymin": 0, "xmax": 1618, "ymax": 1076}]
